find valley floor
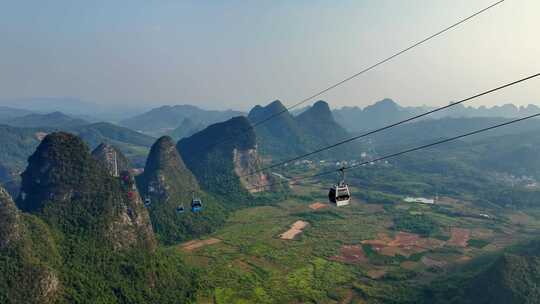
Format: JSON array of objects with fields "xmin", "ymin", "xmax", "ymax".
[{"xmin": 178, "ymin": 180, "xmax": 540, "ymax": 304}]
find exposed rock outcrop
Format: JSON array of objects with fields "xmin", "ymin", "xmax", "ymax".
[
  {"xmin": 178, "ymin": 116, "xmax": 269, "ymax": 195},
  {"xmin": 233, "ymin": 148, "xmax": 269, "ymax": 193},
  {"xmin": 91, "ymin": 143, "xmax": 131, "ymax": 177}
]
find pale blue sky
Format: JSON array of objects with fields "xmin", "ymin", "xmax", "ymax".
[{"xmin": 1, "ymin": 0, "xmax": 539, "ymax": 110}]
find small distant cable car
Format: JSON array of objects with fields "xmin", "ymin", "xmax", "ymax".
[
  {"xmin": 191, "ymin": 193, "xmax": 203, "ymax": 212},
  {"xmin": 144, "ymin": 197, "xmax": 151, "ymax": 207},
  {"xmin": 329, "ymin": 168, "xmax": 351, "ymax": 207},
  {"xmin": 176, "ymin": 204, "xmax": 185, "ymax": 214}
]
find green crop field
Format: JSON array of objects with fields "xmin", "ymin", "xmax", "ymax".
[{"xmin": 177, "ymin": 177, "xmax": 540, "ymax": 304}]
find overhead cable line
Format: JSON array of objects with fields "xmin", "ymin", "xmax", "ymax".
[
  {"xmin": 192, "ymin": 0, "xmax": 505, "ymax": 152},
  {"xmin": 245, "ymin": 112, "xmax": 540, "ymax": 192},
  {"xmin": 250, "ymin": 0, "xmax": 505, "ymax": 129},
  {"xmin": 239, "ymin": 72, "xmax": 540, "ymax": 179}
]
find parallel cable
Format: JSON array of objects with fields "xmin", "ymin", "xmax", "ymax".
[
  {"xmin": 245, "ymin": 112, "xmax": 540, "ymax": 192},
  {"xmin": 191, "ymin": 0, "xmax": 505, "ymax": 152},
  {"xmin": 239, "ymin": 73, "xmax": 540, "ymax": 178}
]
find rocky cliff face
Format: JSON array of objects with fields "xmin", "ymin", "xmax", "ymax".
[
  {"xmin": 178, "ymin": 116, "xmax": 270, "ymax": 195},
  {"xmin": 233, "ymin": 148, "xmax": 269, "ymax": 193},
  {"xmin": 16, "ymin": 132, "xmax": 155, "ymax": 250},
  {"xmin": 91, "ymin": 143, "xmax": 131, "ymax": 177}
]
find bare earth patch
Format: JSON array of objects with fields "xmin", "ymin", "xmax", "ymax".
[
  {"xmin": 400, "ymin": 261, "xmax": 418, "ymax": 270},
  {"xmin": 447, "ymin": 228, "xmax": 470, "ymax": 247},
  {"xmin": 362, "ymin": 232, "xmax": 444, "ymax": 257},
  {"xmin": 181, "ymin": 238, "xmax": 221, "ymax": 251},
  {"xmin": 280, "ymin": 220, "xmax": 309, "ymax": 240},
  {"xmin": 367, "ymin": 269, "xmax": 386, "ymax": 279},
  {"xmin": 509, "ymin": 212, "xmax": 531, "ymax": 225},
  {"xmin": 456, "ymin": 256, "xmax": 472, "ymax": 263},
  {"xmin": 309, "ymin": 202, "xmax": 328, "ymax": 210},
  {"xmin": 421, "ymin": 256, "xmax": 447, "ymax": 268},
  {"xmin": 340, "ymin": 290, "xmax": 354, "ymax": 304},
  {"xmin": 330, "ymin": 245, "xmax": 368, "ymax": 264}
]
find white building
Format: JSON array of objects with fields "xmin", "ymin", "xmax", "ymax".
[{"xmin": 403, "ymin": 197, "xmax": 435, "ymax": 204}]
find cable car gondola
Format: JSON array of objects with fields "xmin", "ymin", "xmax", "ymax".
[
  {"xmin": 329, "ymin": 168, "xmax": 351, "ymax": 207},
  {"xmin": 176, "ymin": 204, "xmax": 185, "ymax": 214},
  {"xmin": 191, "ymin": 193, "xmax": 203, "ymax": 212},
  {"xmin": 144, "ymin": 197, "xmax": 151, "ymax": 207}
]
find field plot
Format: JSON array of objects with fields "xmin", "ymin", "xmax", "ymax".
[
  {"xmin": 362, "ymin": 232, "xmax": 445, "ymax": 257},
  {"xmin": 309, "ymin": 202, "xmax": 329, "ymax": 210},
  {"xmin": 447, "ymin": 228, "xmax": 471, "ymax": 247},
  {"xmin": 180, "ymin": 238, "xmax": 221, "ymax": 251},
  {"xmin": 179, "ymin": 182, "xmax": 540, "ymax": 304},
  {"xmin": 280, "ymin": 220, "xmax": 309, "ymax": 240},
  {"xmin": 330, "ymin": 245, "xmax": 368, "ymax": 264}
]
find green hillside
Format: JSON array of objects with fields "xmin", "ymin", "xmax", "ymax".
[
  {"xmin": 138, "ymin": 136, "xmax": 226, "ymax": 245},
  {"xmin": 178, "ymin": 116, "xmax": 257, "ymax": 199},
  {"xmin": 6, "ymin": 111, "xmax": 88, "ymax": 128},
  {"xmin": 0, "ymin": 133, "xmax": 198, "ymax": 303}
]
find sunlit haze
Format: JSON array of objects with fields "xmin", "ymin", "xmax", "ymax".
[{"xmin": 1, "ymin": 0, "xmax": 539, "ymax": 110}]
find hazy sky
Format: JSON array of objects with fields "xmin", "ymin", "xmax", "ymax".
[{"xmin": 1, "ymin": 0, "xmax": 539, "ymax": 110}]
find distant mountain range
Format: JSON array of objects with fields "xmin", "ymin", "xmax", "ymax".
[
  {"xmin": 248, "ymin": 100, "xmax": 358, "ymax": 160},
  {"xmin": 333, "ymin": 98, "xmax": 540, "ymax": 132},
  {"xmin": 0, "ymin": 122, "xmax": 155, "ymax": 191},
  {"xmin": 120, "ymin": 105, "xmax": 244, "ymax": 136},
  {"xmin": 6, "ymin": 111, "xmax": 89, "ymax": 128},
  {"xmin": 166, "ymin": 118, "xmax": 206, "ymax": 141},
  {"xmin": 0, "ymin": 97, "xmax": 149, "ymax": 122},
  {"xmin": 0, "ymin": 106, "xmax": 35, "ymax": 121}
]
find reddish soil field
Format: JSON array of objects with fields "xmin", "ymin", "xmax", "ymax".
[
  {"xmin": 309, "ymin": 202, "xmax": 329, "ymax": 210},
  {"xmin": 362, "ymin": 232, "xmax": 444, "ymax": 257},
  {"xmin": 447, "ymin": 228, "xmax": 471, "ymax": 247},
  {"xmin": 400, "ymin": 261, "xmax": 418, "ymax": 270},
  {"xmin": 330, "ymin": 245, "xmax": 368, "ymax": 264}
]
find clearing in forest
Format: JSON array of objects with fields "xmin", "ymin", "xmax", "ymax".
[
  {"xmin": 180, "ymin": 238, "xmax": 222, "ymax": 251},
  {"xmin": 309, "ymin": 202, "xmax": 328, "ymax": 210},
  {"xmin": 280, "ymin": 220, "xmax": 309, "ymax": 240},
  {"xmin": 447, "ymin": 228, "xmax": 470, "ymax": 247},
  {"xmin": 362, "ymin": 232, "xmax": 445, "ymax": 257},
  {"xmin": 330, "ymin": 245, "xmax": 368, "ymax": 264}
]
